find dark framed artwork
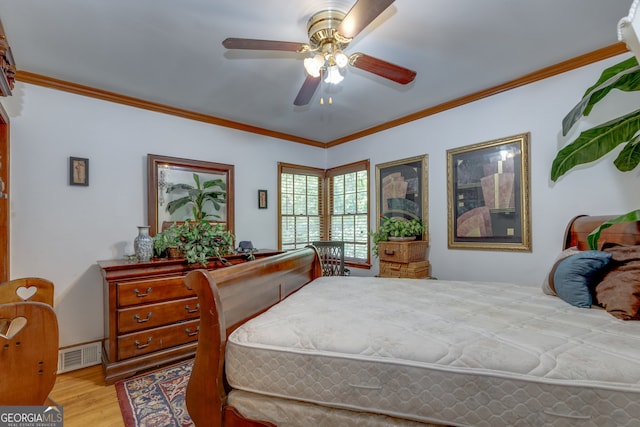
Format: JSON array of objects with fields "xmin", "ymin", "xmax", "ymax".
[
  {"xmin": 147, "ymin": 154, "xmax": 235, "ymax": 235},
  {"xmin": 258, "ymin": 189, "xmax": 267, "ymax": 209},
  {"xmin": 447, "ymin": 133, "xmax": 531, "ymax": 251},
  {"xmin": 69, "ymin": 157, "xmax": 89, "ymax": 186},
  {"xmin": 375, "ymin": 154, "xmax": 429, "ymax": 243}
]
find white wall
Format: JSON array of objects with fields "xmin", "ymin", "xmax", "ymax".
[
  {"xmin": 1, "ymin": 84, "xmax": 325, "ymax": 346},
  {"xmin": 3, "ymin": 53, "xmax": 640, "ymax": 348},
  {"xmin": 329, "ymin": 53, "xmax": 640, "ymax": 283}
]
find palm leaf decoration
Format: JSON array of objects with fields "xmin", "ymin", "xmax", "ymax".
[
  {"xmin": 552, "ymin": 56, "xmax": 640, "ymax": 181},
  {"xmin": 562, "ymin": 56, "xmax": 640, "ymax": 135},
  {"xmin": 587, "ymin": 209, "xmax": 640, "ymax": 250},
  {"xmin": 552, "ymin": 108, "xmax": 640, "ymax": 180},
  {"xmin": 552, "ymin": 54, "xmax": 640, "ymax": 249},
  {"xmin": 614, "ymin": 132, "xmax": 640, "ymax": 171},
  {"xmin": 166, "ymin": 173, "xmax": 226, "ymax": 221}
]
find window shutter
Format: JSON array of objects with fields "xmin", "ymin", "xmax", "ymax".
[
  {"xmin": 278, "ymin": 163, "xmax": 324, "ymax": 249},
  {"xmin": 279, "ymin": 160, "xmax": 369, "ymax": 266}
]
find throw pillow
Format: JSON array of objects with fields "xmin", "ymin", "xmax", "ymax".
[
  {"xmin": 596, "ymin": 245, "xmax": 640, "ymax": 320},
  {"xmin": 542, "ymin": 247, "xmax": 579, "ymax": 296},
  {"xmin": 553, "ymin": 250, "xmax": 612, "ymax": 308}
]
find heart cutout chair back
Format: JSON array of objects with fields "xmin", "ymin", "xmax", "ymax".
[
  {"xmin": 16, "ymin": 286, "xmax": 37, "ymax": 301},
  {"xmin": 0, "ymin": 302, "xmax": 59, "ymax": 405},
  {"xmin": 0, "ymin": 277, "xmax": 54, "ymax": 305}
]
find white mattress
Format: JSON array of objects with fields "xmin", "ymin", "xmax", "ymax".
[{"xmin": 226, "ymin": 276, "xmax": 640, "ymax": 427}]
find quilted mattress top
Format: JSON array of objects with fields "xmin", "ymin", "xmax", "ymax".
[{"xmin": 229, "ymin": 276, "xmax": 640, "ymax": 390}]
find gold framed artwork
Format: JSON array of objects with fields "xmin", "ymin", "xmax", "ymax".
[
  {"xmin": 375, "ymin": 154, "xmax": 429, "ymax": 243},
  {"xmin": 447, "ymin": 133, "xmax": 531, "ymax": 251}
]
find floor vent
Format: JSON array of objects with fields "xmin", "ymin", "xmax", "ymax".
[{"xmin": 58, "ymin": 342, "xmax": 102, "ymax": 373}]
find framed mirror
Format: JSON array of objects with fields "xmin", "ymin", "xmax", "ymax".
[
  {"xmin": 147, "ymin": 154, "xmax": 235, "ymax": 235},
  {"xmin": 446, "ymin": 133, "xmax": 531, "ymax": 251}
]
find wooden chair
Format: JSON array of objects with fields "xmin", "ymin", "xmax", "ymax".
[
  {"xmin": 0, "ymin": 277, "xmax": 58, "ymax": 405},
  {"xmin": 0, "ymin": 277, "xmax": 55, "ymax": 305},
  {"xmin": 0, "ymin": 301, "xmax": 59, "ymax": 405},
  {"xmin": 312, "ymin": 241, "xmax": 345, "ymax": 276}
]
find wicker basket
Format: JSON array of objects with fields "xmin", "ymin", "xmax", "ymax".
[
  {"xmin": 378, "ymin": 241, "xmax": 428, "ymax": 263},
  {"xmin": 380, "ymin": 260, "xmax": 431, "ymax": 279}
]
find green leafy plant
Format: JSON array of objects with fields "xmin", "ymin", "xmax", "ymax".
[
  {"xmin": 370, "ymin": 216, "xmax": 425, "ymax": 257},
  {"xmin": 551, "ymin": 55, "xmax": 640, "ymax": 249},
  {"xmin": 152, "ymin": 225, "xmax": 181, "ymax": 256},
  {"xmin": 153, "ymin": 219, "xmax": 235, "ymax": 266},
  {"xmin": 166, "ymin": 173, "xmax": 226, "ymax": 222}
]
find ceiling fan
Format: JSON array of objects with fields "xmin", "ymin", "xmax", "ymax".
[{"xmin": 222, "ymin": 0, "xmax": 417, "ymax": 106}]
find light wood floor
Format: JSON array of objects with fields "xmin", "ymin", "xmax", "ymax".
[{"xmin": 49, "ymin": 364, "xmax": 125, "ymax": 427}]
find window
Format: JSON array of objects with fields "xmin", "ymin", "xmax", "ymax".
[
  {"xmin": 279, "ymin": 161, "xmax": 370, "ymax": 267},
  {"xmin": 327, "ymin": 161, "xmax": 369, "ymax": 264},
  {"xmin": 279, "ymin": 164, "xmax": 324, "ymax": 252}
]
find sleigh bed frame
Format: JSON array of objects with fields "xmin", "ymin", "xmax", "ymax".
[
  {"xmin": 183, "ymin": 215, "xmax": 640, "ymax": 427},
  {"xmin": 184, "ymin": 247, "xmax": 322, "ymax": 427}
]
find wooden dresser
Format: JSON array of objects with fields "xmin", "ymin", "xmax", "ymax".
[{"xmin": 98, "ymin": 251, "xmax": 279, "ymax": 384}]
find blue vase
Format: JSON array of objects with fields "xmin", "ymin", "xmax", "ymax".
[{"xmin": 134, "ymin": 226, "xmax": 153, "ymax": 262}]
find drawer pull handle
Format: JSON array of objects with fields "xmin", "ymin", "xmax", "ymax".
[
  {"xmin": 134, "ymin": 337, "xmax": 152, "ymax": 349},
  {"xmin": 185, "ymin": 303, "xmax": 200, "ymax": 314},
  {"xmin": 133, "ymin": 287, "xmax": 152, "ymax": 298},
  {"xmin": 134, "ymin": 312, "xmax": 153, "ymax": 323},
  {"xmin": 185, "ymin": 326, "xmax": 200, "ymax": 337},
  {"xmin": 383, "ymin": 249, "xmax": 395, "ymax": 256}
]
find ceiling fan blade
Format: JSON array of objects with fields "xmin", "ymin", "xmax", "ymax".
[
  {"xmin": 350, "ymin": 53, "xmax": 416, "ymax": 84},
  {"xmin": 337, "ymin": 0, "xmax": 395, "ymax": 40},
  {"xmin": 293, "ymin": 74, "xmax": 321, "ymax": 106},
  {"xmin": 222, "ymin": 38, "xmax": 309, "ymax": 52}
]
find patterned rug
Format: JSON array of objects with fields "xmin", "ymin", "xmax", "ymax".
[{"xmin": 116, "ymin": 360, "xmax": 194, "ymax": 427}]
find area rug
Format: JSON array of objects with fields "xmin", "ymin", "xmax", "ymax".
[{"xmin": 116, "ymin": 360, "xmax": 194, "ymax": 427}]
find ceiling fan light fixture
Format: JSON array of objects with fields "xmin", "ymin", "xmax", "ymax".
[
  {"xmin": 222, "ymin": 1, "xmax": 416, "ymax": 106},
  {"xmin": 304, "ymin": 54, "xmax": 324, "ymax": 77},
  {"xmin": 324, "ymin": 65, "xmax": 343, "ymax": 84},
  {"xmin": 334, "ymin": 50, "xmax": 348, "ymax": 68}
]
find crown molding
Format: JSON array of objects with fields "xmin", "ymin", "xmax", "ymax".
[
  {"xmin": 16, "ymin": 42, "xmax": 628, "ymax": 149},
  {"xmin": 15, "ymin": 71, "xmax": 325, "ymax": 148},
  {"xmin": 327, "ymin": 42, "xmax": 629, "ymax": 147}
]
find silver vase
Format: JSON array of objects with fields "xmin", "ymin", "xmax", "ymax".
[{"xmin": 134, "ymin": 226, "xmax": 154, "ymax": 262}]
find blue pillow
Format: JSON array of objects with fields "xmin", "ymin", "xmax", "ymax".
[{"xmin": 553, "ymin": 250, "xmax": 612, "ymax": 308}]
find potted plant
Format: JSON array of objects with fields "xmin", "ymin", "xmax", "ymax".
[
  {"xmin": 152, "ymin": 219, "xmax": 235, "ymax": 267},
  {"xmin": 551, "ymin": 54, "xmax": 640, "ymax": 248},
  {"xmin": 371, "ymin": 216, "xmax": 425, "ymax": 257},
  {"xmin": 176, "ymin": 220, "xmax": 235, "ymax": 266},
  {"xmin": 152, "ymin": 225, "xmax": 182, "ymax": 258}
]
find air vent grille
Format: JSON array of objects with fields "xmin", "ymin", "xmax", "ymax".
[{"xmin": 58, "ymin": 341, "xmax": 102, "ymax": 373}]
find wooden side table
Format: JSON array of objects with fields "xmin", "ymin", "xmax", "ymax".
[{"xmin": 378, "ymin": 240, "xmax": 430, "ymax": 279}]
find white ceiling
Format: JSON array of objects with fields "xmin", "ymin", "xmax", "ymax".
[{"xmin": 0, "ymin": 0, "xmax": 634, "ymax": 145}]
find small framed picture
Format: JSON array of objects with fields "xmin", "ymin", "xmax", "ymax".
[
  {"xmin": 69, "ymin": 157, "xmax": 89, "ymax": 186},
  {"xmin": 258, "ymin": 189, "xmax": 267, "ymax": 209}
]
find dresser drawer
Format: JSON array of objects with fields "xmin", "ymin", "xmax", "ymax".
[
  {"xmin": 378, "ymin": 241, "xmax": 428, "ymax": 263},
  {"xmin": 117, "ymin": 319, "xmax": 200, "ymax": 360},
  {"xmin": 379, "ymin": 260, "xmax": 430, "ymax": 279},
  {"xmin": 117, "ymin": 276, "xmax": 195, "ymax": 307},
  {"xmin": 117, "ymin": 297, "xmax": 200, "ymax": 334}
]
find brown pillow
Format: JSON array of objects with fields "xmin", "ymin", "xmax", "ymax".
[{"xmin": 595, "ymin": 244, "xmax": 640, "ymax": 320}]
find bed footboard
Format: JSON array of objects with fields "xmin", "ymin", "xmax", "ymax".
[{"xmin": 184, "ymin": 247, "xmax": 321, "ymax": 427}]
